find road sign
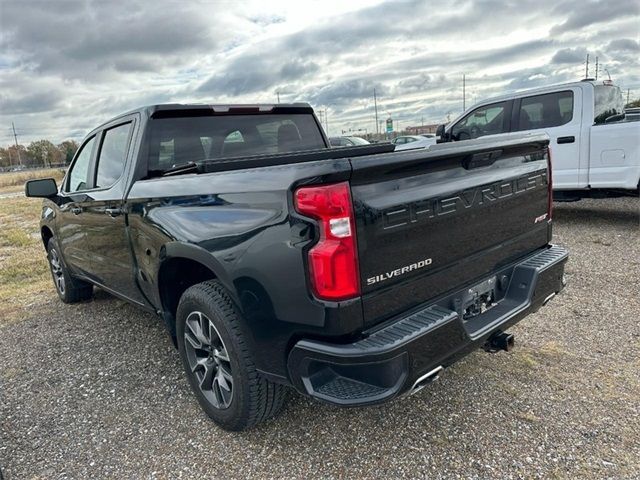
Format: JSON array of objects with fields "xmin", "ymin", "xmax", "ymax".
[{"xmin": 386, "ymin": 118, "xmax": 393, "ymax": 133}]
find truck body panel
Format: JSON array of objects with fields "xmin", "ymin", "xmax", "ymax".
[{"xmin": 32, "ymin": 103, "xmax": 567, "ymax": 410}]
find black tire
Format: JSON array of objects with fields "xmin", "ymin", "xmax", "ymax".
[
  {"xmin": 46, "ymin": 238, "xmax": 93, "ymax": 303},
  {"xmin": 176, "ymin": 280, "xmax": 287, "ymax": 431}
]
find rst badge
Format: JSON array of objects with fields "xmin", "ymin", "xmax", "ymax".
[{"xmin": 534, "ymin": 213, "xmax": 548, "ymax": 223}]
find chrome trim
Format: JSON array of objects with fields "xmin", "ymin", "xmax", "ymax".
[
  {"xmin": 542, "ymin": 292, "xmax": 556, "ymax": 305},
  {"xmin": 409, "ymin": 365, "xmax": 444, "ymax": 395}
]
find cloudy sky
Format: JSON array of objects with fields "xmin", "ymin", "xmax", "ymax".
[{"xmin": 1, "ymin": 0, "xmax": 638, "ymax": 144}]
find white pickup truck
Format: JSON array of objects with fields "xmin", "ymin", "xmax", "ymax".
[{"xmin": 437, "ymin": 80, "xmax": 640, "ymax": 198}]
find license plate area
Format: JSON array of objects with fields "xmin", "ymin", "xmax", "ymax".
[{"xmin": 458, "ymin": 276, "xmax": 497, "ymax": 321}]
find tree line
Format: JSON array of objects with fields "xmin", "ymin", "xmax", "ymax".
[{"xmin": 0, "ymin": 140, "xmax": 79, "ymax": 170}]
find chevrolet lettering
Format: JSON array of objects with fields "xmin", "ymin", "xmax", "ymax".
[{"xmin": 382, "ymin": 171, "xmax": 548, "ymax": 231}]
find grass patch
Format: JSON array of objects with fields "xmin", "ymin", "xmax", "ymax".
[
  {"xmin": 0, "ymin": 168, "xmax": 66, "ymax": 189},
  {"xmin": 1, "ymin": 228, "xmax": 31, "ymax": 247},
  {"xmin": 515, "ymin": 351, "xmax": 539, "ymax": 369},
  {"xmin": 0, "ymin": 196, "xmax": 55, "ymax": 327}
]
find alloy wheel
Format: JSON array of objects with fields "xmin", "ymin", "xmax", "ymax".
[
  {"xmin": 183, "ymin": 311, "xmax": 234, "ymax": 409},
  {"xmin": 49, "ymin": 249, "xmax": 65, "ymax": 294}
]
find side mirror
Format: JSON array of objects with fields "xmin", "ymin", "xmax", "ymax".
[
  {"xmin": 25, "ymin": 178, "xmax": 58, "ymax": 198},
  {"xmin": 436, "ymin": 124, "xmax": 449, "ymax": 143}
]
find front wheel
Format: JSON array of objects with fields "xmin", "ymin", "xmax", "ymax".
[
  {"xmin": 176, "ymin": 280, "xmax": 286, "ymax": 431},
  {"xmin": 47, "ymin": 238, "xmax": 93, "ymax": 303}
]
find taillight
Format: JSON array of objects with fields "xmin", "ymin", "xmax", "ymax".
[
  {"xmin": 547, "ymin": 147, "xmax": 553, "ymax": 220},
  {"xmin": 294, "ymin": 182, "xmax": 360, "ymax": 301}
]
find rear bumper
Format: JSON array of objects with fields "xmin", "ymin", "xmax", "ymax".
[{"xmin": 287, "ymin": 244, "xmax": 568, "ymax": 406}]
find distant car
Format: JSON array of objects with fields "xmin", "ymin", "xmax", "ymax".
[
  {"xmin": 391, "ymin": 135, "xmax": 436, "ymax": 151},
  {"xmin": 329, "ymin": 136, "xmax": 370, "ymax": 147}
]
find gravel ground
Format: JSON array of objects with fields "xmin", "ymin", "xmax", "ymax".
[{"xmin": 1, "ymin": 197, "xmax": 639, "ymax": 479}]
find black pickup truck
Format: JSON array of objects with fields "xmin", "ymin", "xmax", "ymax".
[{"xmin": 26, "ymin": 103, "xmax": 567, "ymax": 430}]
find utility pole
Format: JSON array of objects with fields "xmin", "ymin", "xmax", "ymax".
[
  {"xmin": 11, "ymin": 122, "xmax": 22, "ymax": 165},
  {"xmin": 324, "ymin": 108, "xmax": 329, "ymax": 135},
  {"xmin": 585, "ymin": 54, "xmax": 589, "ymax": 79},
  {"xmin": 277, "ymin": 91, "xmax": 280, "ymax": 103},
  {"xmin": 462, "ymin": 74, "xmax": 466, "ymax": 112},
  {"xmin": 627, "ymin": 88, "xmax": 631, "ymax": 105},
  {"xmin": 373, "ymin": 88, "xmax": 379, "ymax": 135},
  {"xmin": 595, "ymin": 57, "xmax": 599, "ymax": 80}
]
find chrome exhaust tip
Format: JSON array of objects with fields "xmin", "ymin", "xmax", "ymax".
[{"xmin": 409, "ymin": 365, "xmax": 444, "ymax": 396}]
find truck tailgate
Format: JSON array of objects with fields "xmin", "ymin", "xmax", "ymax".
[{"xmin": 349, "ymin": 134, "xmax": 552, "ymax": 327}]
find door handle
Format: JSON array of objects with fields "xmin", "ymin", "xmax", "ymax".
[
  {"xmin": 71, "ymin": 207, "xmax": 82, "ymax": 215},
  {"xmin": 105, "ymin": 207, "xmax": 123, "ymax": 218},
  {"xmin": 557, "ymin": 136, "xmax": 575, "ymax": 144}
]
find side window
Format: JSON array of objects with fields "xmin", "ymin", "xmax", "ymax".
[
  {"xmin": 66, "ymin": 136, "xmax": 95, "ymax": 193},
  {"xmin": 516, "ymin": 91, "xmax": 573, "ymax": 131},
  {"xmin": 95, "ymin": 122, "xmax": 132, "ymax": 188},
  {"xmin": 451, "ymin": 102, "xmax": 508, "ymax": 140}
]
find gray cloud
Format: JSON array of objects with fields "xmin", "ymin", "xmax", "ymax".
[
  {"xmin": 308, "ymin": 80, "xmax": 389, "ymax": 108},
  {"xmin": 1, "ymin": 0, "xmax": 639, "ymax": 144},
  {"xmin": 550, "ymin": 0, "xmax": 639, "ymax": 35},
  {"xmin": 607, "ymin": 38, "xmax": 640, "ymax": 52},
  {"xmin": 0, "ymin": 91, "xmax": 63, "ymax": 115},
  {"xmin": 0, "ymin": 0, "xmax": 224, "ymax": 76},
  {"xmin": 198, "ymin": 57, "xmax": 320, "ymax": 96},
  {"xmin": 551, "ymin": 47, "xmax": 588, "ymax": 64}
]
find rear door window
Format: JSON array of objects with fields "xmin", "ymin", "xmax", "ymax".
[{"xmin": 515, "ymin": 91, "xmax": 574, "ymax": 131}]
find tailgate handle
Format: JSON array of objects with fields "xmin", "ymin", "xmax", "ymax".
[
  {"xmin": 557, "ymin": 136, "xmax": 575, "ymax": 144},
  {"xmin": 463, "ymin": 149, "xmax": 502, "ymax": 169}
]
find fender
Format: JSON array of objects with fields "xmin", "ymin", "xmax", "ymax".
[{"xmin": 158, "ymin": 241, "xmax": 241, "ymax": 308}]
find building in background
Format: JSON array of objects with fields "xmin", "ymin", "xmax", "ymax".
[{"xmin": 406, "ymin": 124, "xmax": 440, "ymax": 135}]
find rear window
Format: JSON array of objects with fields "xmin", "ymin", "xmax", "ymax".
[
  {"xmin": 146, "ymin": 113, "xmax": 326, "ymax": 174},
  {"xmin": 594, "ymin": 84, "xmax": 625, "ymax": 125}
]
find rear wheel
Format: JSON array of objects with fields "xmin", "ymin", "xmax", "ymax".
[
  {"xmin": 176, "ymin": 280, "xmax": 287, "ymax": 431},
  {"xmin": 47, "ymin": 238, "xmax": 93, "ymax": 303}
]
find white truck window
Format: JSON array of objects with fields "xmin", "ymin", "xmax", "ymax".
[
  {"xmin": 451, "ymin": 102, "xmax": 508, "ymax": 140},
  {"xmin": 516, "ymin": 91, "xmax": 573, "ymax": 131}
]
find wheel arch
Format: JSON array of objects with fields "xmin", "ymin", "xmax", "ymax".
[
  {"xmin": 156, "ymin": 242, "xmax": 240, "ymax": 342},
  {"xmin": 41, "ymin": 225, "xmax": 54, "ymax": 249}
]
